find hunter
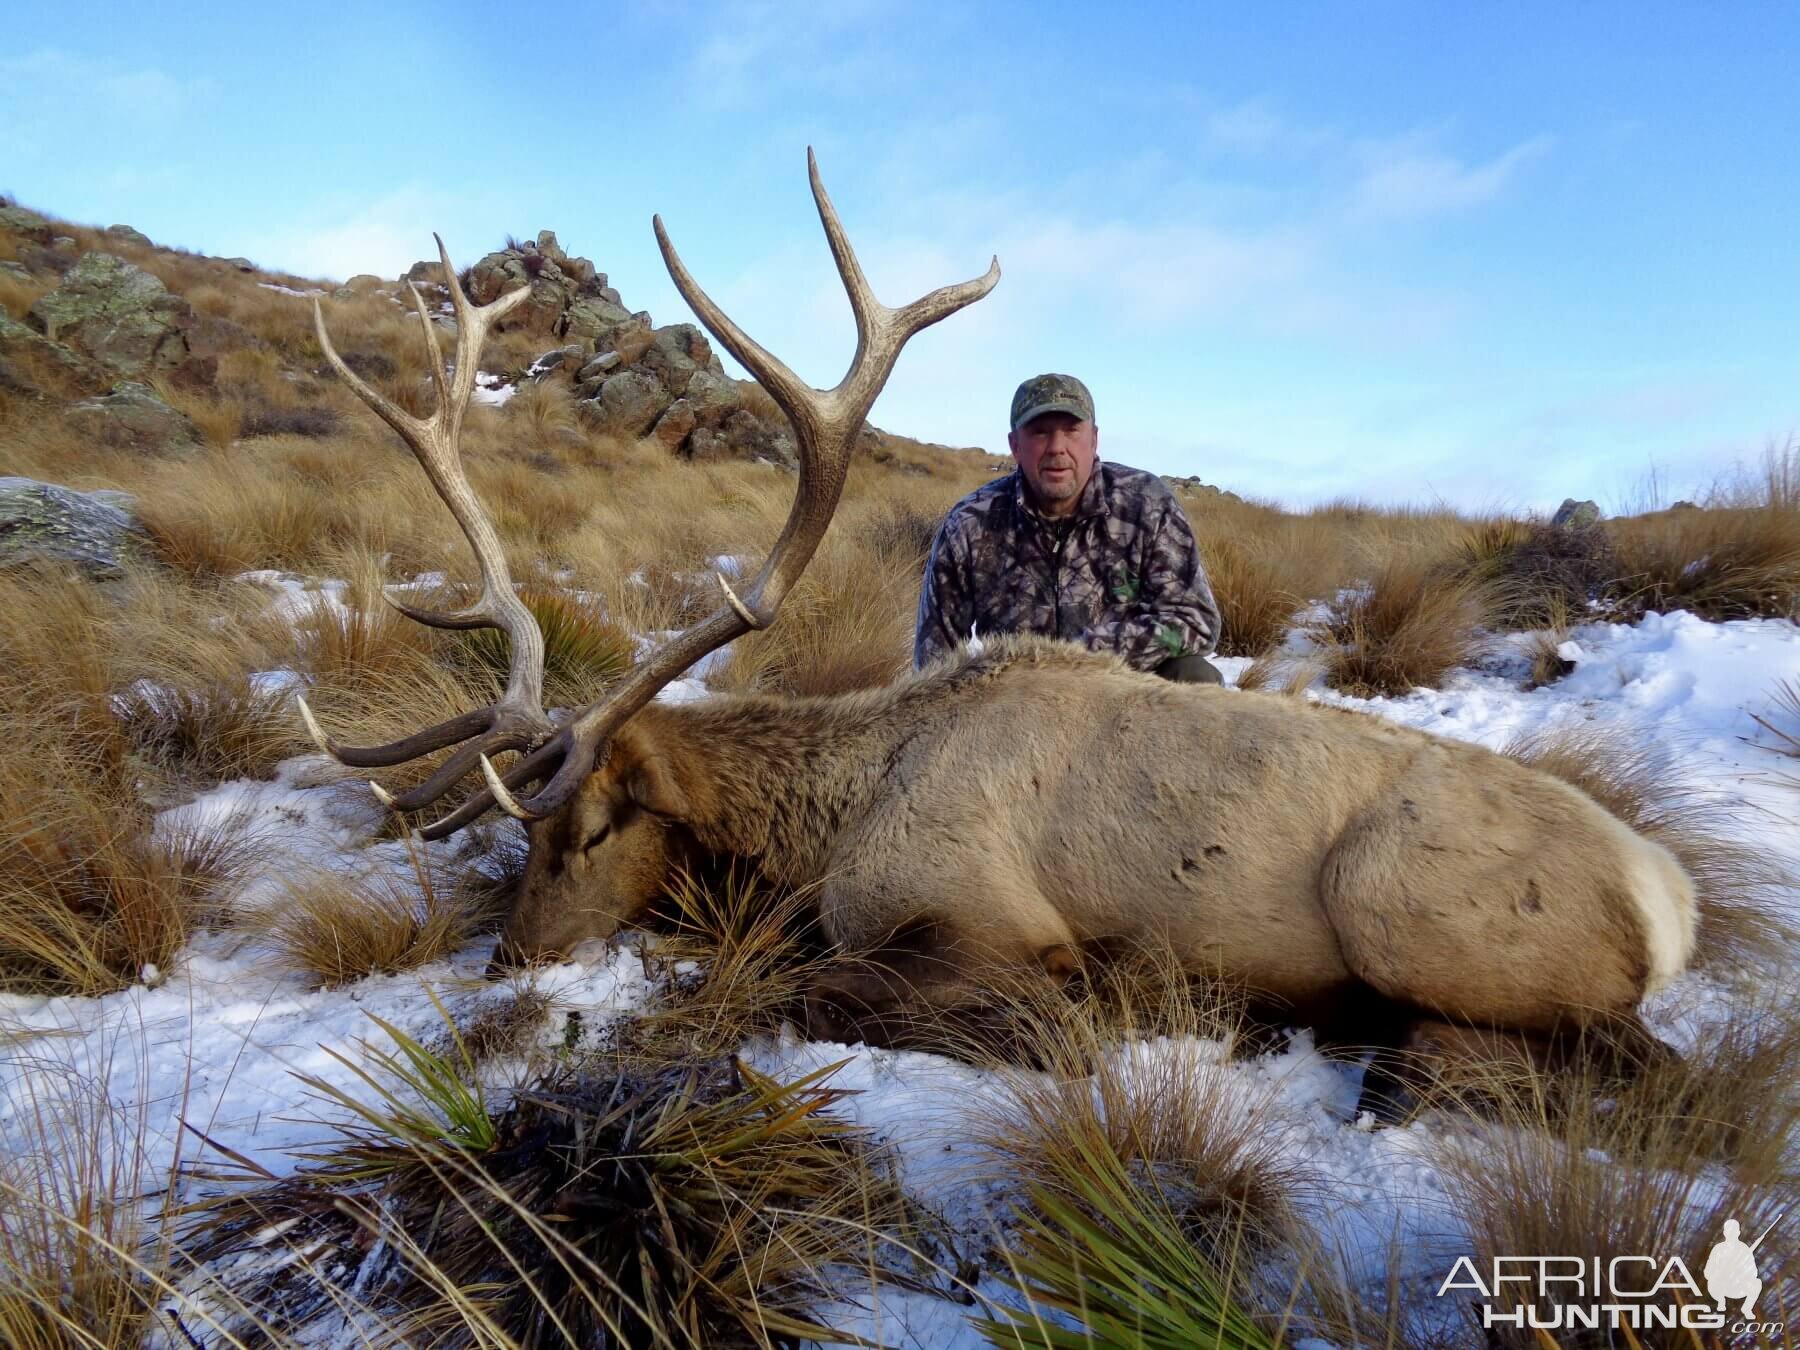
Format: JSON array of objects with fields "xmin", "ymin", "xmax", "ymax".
[{"xmin": 914, "ymin": 372, "xmax": 1224, "ymax": 683}]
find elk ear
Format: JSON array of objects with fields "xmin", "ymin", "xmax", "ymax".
[{"xmin": 626, "ymin": 752, "xmax": 690, "ymax": 818}]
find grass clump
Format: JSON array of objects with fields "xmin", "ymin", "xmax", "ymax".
[
  {"xmin": 973, "ymin": 959, "xmax": 1311, "ymax": 1347},
  {"xmin": 192, "ymin": 1036, "xmax": 917, "ymax": 1348},
  {"xmin": 1458, "ymin": 518, "xmax": 1618, "ymax": 630},
  {"xmin": 1426, "ymin": 994, "xmax": 1800, "ymax": 1347},
  {"xmin": 1200, "ymin": 537, "xmax": 1300, "ymax": 659},
  {"xmin": 457, "ymin": 583, "xmax": 635, "ymax": 707},
  {"xmin": 251, "ymin": 848, "xmax": 498, "ymax": 988},
  {"xmin": 1316, "ymin": 558, "xmax": 1494, "ymax": 697}
]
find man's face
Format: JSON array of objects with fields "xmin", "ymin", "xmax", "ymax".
[{"xmin": 1008, "ymin": 412, "xmax": 1099, "ymax": 517}]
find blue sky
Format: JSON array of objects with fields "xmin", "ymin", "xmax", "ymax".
[{"xmin": 4, "ymin": 2, "xmax": 1796, "ymax": 511}]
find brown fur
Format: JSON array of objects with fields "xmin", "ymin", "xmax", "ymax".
[{"xmin": 494, "ymin": 635, "xmax": 1697, "ymax": 1051}]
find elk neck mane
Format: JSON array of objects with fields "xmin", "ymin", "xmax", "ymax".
[{"xmin": 618, "ymin": 635, "xmax": 1125, "ymax": 880}]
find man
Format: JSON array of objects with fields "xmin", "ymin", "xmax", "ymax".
[{"xmin": 914, "ymin": 372, "xmax": 1223, "ymax": 682}]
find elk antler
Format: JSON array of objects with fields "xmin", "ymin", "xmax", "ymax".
[
  {"xmin": 295, "ymin": 237, "xmax": 554, "ymax": 808},
  {"xmin": 305, "ymin": 150, "xmax": 999, "ymax": 839}
]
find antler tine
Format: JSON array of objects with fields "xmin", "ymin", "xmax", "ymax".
[
  {"xmin": 302, "ymin": 241, "xmax": 558, "ymax": 814},
  {"xmin": 445, "ymin": 150, "xmax": 999, "ymax": 834}
]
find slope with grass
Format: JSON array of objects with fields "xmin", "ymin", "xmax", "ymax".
[{"xmin": 3, "ymin": 201, "xmax": 1798, "ymax": 1345}]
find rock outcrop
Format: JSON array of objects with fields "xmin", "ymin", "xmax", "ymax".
[
  {"xmin": 63, "ymin": 382, "xmax": 202, "ymax": 454},
  {"xmin": 1552, "ymin": 498, "xmax": 1601, "ymax": 528},
  {"xmin": 26, "ymin": 252, "xmax": 205, "ymax": 383},
  {"xmin": 0, "ymin": 475, "xmax": 148, "ymax": 579}
]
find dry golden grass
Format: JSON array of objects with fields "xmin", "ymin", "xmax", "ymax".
[
  {"xmin": 712, "ymin": 534, "xmax": 917, "ymax": 695},
  {"xmin": 1317, "ymin": 558, "xmax": 1496, "ymax": 697},
  {"xmin": 0, "ymin": 268, "xmax": 52, "ymax": 321},
  {"xmin": 1611, "ymin": 503, "xmax": 1800, "ymax": 621},
  {"xmin": 1752, "ymin": 677, "xmax": 1800, "ymax": 758},
  {"xmin": 250, "ymin": 847, "xmax": 498, "ymax": 988},
  {"xmin": 1426, "ymin": 993, "xmax": 1799, "ymax": 1347},
  {"xmin": 1201, "ymin": 536, "xmax": 1302, "ymax": 658},
  {"xmin": 1503, "ymin": 726, "xmax": 1796, "ymax": 973}
]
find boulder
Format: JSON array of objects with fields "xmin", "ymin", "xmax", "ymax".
[
  {"xmin": 465, "ymin": 251, "xmax": 528, "ymax": 306},
  {"xmin": 345, "ymin": 273, "xmax": 384, "ymax": 292},
  {"xmin": 560, "ymin": 295, "xmax": 637, "ymax": 345},
  {"xmin": 63, "ymin": 382, "xmax": 202, "ymax": 454},
  {"xmin": 27, "ymin": 252, "xmax": 195, "ymax": 377},
  {"xmin": 405, "ymin": 258, "xmax": 443, "ymax": 285},
  {"xmin": 0, "ymin": 204, "xmax": 53, "ymax": 242},
  {"xmin": 103, "ymin": 224, "xmax": 155, "ymax": 249},
  {"xmin": 527, "ymin": 344, "xmax": 588, "ymax": 380},
  {"xmin": 562, "ymin": 256, "xmax": 597, "ymax": 288},
  {"xmin": 0, "ymin": 476, "xmax": 148, "ymax": 579},
  {"xmin": 684, "ymin": 368, "xmax": 740, "ymax": 420},
  {"xmin": 223, "ymin": 256, "xmax": 256, "ymax": 272},
  {"xmin": 638, "ymin": 323, "xmax": 714, "ymax": 398},
  {"xmin": 577, "ymin": 350, "xmax": 623, "ymax": 383},
  {"xmin": 0, "ymin": 310, "xmax": 108, "ymax": 398},
  {"xmin": 650, "ymin": 399, "xmax": 698, "ymax": 453},
  {"xmin": 505, "ymin": 277, "xmax": 566, "ymax": 334},
  {"xmin": 592, "ymin": 369, "xmax": 672, "ymax": 436},
  {"xmin": 1551, "ymin": 498, "xmax": 1601, "ymax": 528},
  {"xmin": 720, "ymin": 409, "xmax": 797, "ymax": 470},
  {"xmin": 535, "ymin": 230, "xmax": 567, "ymax": 263}
]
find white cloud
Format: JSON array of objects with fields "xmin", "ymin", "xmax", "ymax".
[
  {"xmin": 239, "ymin": 186, "xmax": 504, "ymax": 283},
  {"xmin": 1347, "ymin": 135, "xmax": 1552, "ymax": 221}
]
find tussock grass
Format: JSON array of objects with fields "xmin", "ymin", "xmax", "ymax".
[
  {"xmin": 191, "ymin": 1013, "xmax": 917, "ymax": 1347},
  {"xmin": 972, "ymin": 959, "xmax": 1311, "ymax": 1347},
  {"xmin": 1610, "ymin": 503, "xmax": 1800, "ymax": 621},
  {"xmin": 1201, "ymin": 536, "xmax": 1301, "ymax": 659},
  {"xmin": 1317, "ymin": 558, "xmax": 1495, "ymax": 697},
  {"xmin": 1234, "ymin": 654, "xmax": 1318, "ymax": 695},
  {"xmin": 1608, "ymin": 442, "xmax": 1800, "ymax": 621},
  {"xmin": 250, "ymin": 847, "xmax": 498, "ymax": 988},
  {"xmin": 625, "ymin": 863, "xmax": 827, "ymax": 1065},
  {"xmin": 457, "ymin": 583, "xmax": 635, "ymax": 708},
  {"xmin": 1426, "ymin": 994, "xmax": 1800, "ymax": 1347},
  {"xmin": 1460, "ymin": 519, "xmax": 1619, "ymax": 630},
  {"xmin": 713, "ymin": 536, "xmax": 917, "ymax": 696},
  {"xmin": 1503, "ymin": 726, "xmax": 1796, "ymax": 973},
  {"xmin": 0, "ymin": 1047, "xmax": 264, "ymax": 1350}
]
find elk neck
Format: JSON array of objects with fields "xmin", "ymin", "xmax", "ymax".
[{"xmin": 624, "ymin": 687, "xmax": 913, "ymax": 883}]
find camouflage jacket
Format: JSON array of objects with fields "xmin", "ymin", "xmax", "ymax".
[{"xmin": 913, "ymin": 462, "xmax": 1220, "ymax": 671}]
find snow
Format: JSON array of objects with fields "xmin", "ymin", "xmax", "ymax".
[
  {"xmin": 472, "ymin": 370, "xmax": 515, "ymax": 406},
  {"xmin": 1, "ymin": 602, "xmax": 1795, "ymax": 1346},
  {"xmin": 257, "ymin": 282, "xmax": 323, "ymax": 298}
]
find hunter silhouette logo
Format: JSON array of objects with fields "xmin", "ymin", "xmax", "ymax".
[{"xmin": 1704, "ymin": 1218, "xmax": 1774, "ymax": 1318}]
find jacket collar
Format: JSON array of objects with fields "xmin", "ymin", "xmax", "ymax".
[{"xmin": 1011, "ymin": 461, "xmax": 1108, "ymax": 526}]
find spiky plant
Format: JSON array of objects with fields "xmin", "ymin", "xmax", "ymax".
[{"xmin": 190, "ymin": 1036, "xmax": 920, "ymax": 1349}]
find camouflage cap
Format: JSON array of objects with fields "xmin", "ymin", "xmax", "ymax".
[{"xmin": 1010, "ymin": 373, "xmax": 1095, "ymax": 431}]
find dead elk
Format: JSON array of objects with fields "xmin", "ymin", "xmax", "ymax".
[{"xmin": 298, "ymin": 154, "xmax": 1697, "ymax": 1104}]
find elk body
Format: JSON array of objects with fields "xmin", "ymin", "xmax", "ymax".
[
  {"xmin": 500, "ymin": 635, "xmax": 1697, "ymax": 1057},
  {"xmin": 300, "ymin": 153, "xmax": 1696, "ymax": 1086}
]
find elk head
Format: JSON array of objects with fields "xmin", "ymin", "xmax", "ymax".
[{"xmin": 297, "ymin": 151, "xmax": 999, "ymax": 970}]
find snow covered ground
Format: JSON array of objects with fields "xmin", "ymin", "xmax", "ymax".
[{"xmin": 1, "ymin": 601, "xmax": 1794, "ymax": 1346}]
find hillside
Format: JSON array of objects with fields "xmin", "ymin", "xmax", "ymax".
[{"xmin": 0, "ymin": 197, "xmax": 1797, "ymax": 1346}]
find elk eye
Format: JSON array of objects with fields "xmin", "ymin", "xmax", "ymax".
[{"xmin": 582, "ymin": 824, "xmax": 611, "ymax": 851}]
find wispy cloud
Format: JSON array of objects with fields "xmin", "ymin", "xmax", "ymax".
[
  {"xmin": 1346, "ymin": 134, "xmax": 1553, "ymax": 221},
  {"xmin": 0, "ymin": 48, "xmax": 194, "ymax": 123},
  {"xmin": 240, "ymin": 186, "xmax": 505, "ymax": 283}
]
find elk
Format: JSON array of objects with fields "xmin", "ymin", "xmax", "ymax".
[{"xmin": 299, "ymin": 153, "xmax": 1697, "ymax": 1099}]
